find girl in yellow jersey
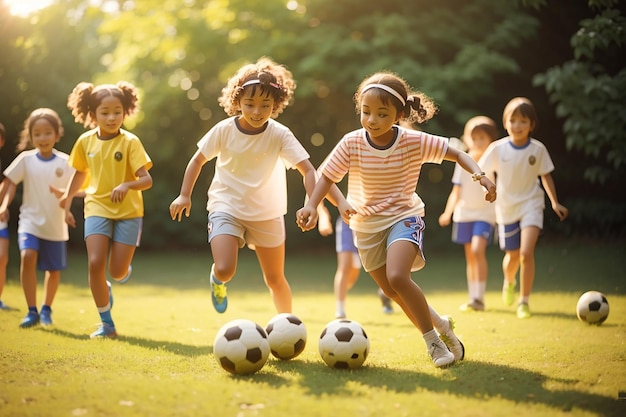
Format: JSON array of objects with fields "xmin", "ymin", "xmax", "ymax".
[{"xmin": 63, "ymin": 81, "xmax": 153, "ymax": 339}]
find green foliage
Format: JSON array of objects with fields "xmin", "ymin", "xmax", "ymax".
[{"xmin": 534, "ymin": 4, "xmax": 626, "ymax": 185}]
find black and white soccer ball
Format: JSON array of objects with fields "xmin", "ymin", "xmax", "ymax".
[
  {"xmin": 213, "ymin": 319, "xmax": 270, "ymax": 375},
  {"xmin": 318, "ymin": 319, "xmax": 370, "ymax": 369},
  {"xmin": 576, "ymin": 291, "xmax": 609, "ymax": 325},
  {"xmin": 265, "ymin": 313, "xmax": 307, "ymax": 360}
]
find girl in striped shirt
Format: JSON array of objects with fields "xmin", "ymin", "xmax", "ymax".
[{"xmin": 296, "ymin": 72, "xmax": 496, "ymax": 368}]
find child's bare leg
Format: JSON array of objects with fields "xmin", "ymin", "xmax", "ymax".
[
  {"xmin": 256, "ymin": 244, "xmax": 291, "ymax": 313},
  {"xmin": 42, "ymin": 270, "xmax": 61, "ymax": 307},
  {"xmin": 20, "ymin": 249, "xmax": 38, "ymax": 308},
  {"xmin": 209, "ymin": 234, "xmax": 240, "ymax": 284}
]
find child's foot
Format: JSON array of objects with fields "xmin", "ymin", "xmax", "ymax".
[
  {"xmin": 90, "ymin": 322, "xmax": 118, "ymax": 339},
  {"xmin": 378, "ymin": 288, "xmax": 393, "ymax": 314},
  {"xmin": 428, "ymin": 338, "xmax": 455, "ymax": 368},
  {"xmin": 40, "ymin": 308, "xmax": 53, "ymax": 326},
  {"xmin": 19, "ymin": 311, "xmax": 40, "ymax": 328},
  {"xmin": 438, "ymin": 316, "xmax": 465, "ymax": 361},
  {"xmin": 335, "ymin": 311, "xmax": 346, "ymax": 319},
  {"xmin": 517, "ymin": 302, "xmax": 531, "ymax": 319},
  {"xmin": 210, "ymin": 264, "xmax": 228, "ymax": 313},
  {"xmin": 0, "ymin": 300, "xmax": 11, "ymax": 310},
  {"xmin": 459, "ymin": 299, "xmax": 485, "ymax": 312},
  {"xmin": 502, "ymin": 282, "xmax": 516, "ymax": 306},
  {"xmin": 116, "ymin": 265, "xmax": 132, "ymax": 284}
]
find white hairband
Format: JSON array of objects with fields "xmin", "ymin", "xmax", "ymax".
[
  {"xmin": 361, "ymin": 83, "xmax": 406, "ymax": 106},
  {"xmin": 242, "ymin": 79, "xmax": 282, "ymax": 89}
]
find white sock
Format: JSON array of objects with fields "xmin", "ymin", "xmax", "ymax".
[
  {"xmin": 478, "ymin": 281, "xmax": 487, "ymax": 301},
  {"xmin": 429, "ymin": 306, "xmax": 448, "ymax": 333},
  {"xmin": 423, "ymin": 329, "xmax": 439, "ymax": 345}
]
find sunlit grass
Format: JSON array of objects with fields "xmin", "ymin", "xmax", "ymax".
[{"xmin": 0, "ymin": 241, "xmax": 624, "ymax": 417}]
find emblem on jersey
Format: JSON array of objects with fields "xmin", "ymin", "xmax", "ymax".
[
  {"xmin": 115, "ymin": 151, "xmax": 123, "ymax": 161},
  {"xmin": 529, "ymin": 155, "xmax": 536, "ymax": 165},
  {"xmin": 55, "ymin": 168, "xmax": 64, "ymax": 177}
]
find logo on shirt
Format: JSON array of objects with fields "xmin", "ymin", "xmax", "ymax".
[
  {"xmin": 115, "ymin": 152, "xmax": 123, "ymax": 161},
  {"xmin": 528, "ymin": 155, "xmax": 536, "ymax": 166},
  {"xmin": 55, "ymin": 168, "xmax": 64, "ymax": 178}
]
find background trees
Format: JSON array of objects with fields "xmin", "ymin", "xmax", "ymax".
[{"xmin": 0, "ymin": 0, "xmax": 624, "ymax": 249}]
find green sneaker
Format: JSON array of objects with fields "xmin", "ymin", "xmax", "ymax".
[
  {"xmin": 210, "ymin": 264, "xmax": 228, "ymax": 314},
  {"xmin": 517, "ymin": 303, "xmax": 531, "ymax": 319},
  {"xmin": 502, "ymin": 283, "xmax": 516, "ymax": 306},
  {"xmin": 439, "ymin": 316, "xmax": 465, "ymax": 361}
]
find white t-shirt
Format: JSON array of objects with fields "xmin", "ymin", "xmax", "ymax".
[
  {"xmin": 198, "ymin": 117, "xmax": 310, "ymax": 221},
  {"xmin": 479, "ymin": 137, "xmax": 554, "ymax": 224},
  {"xmin": 451, "ymin": 163, "xmax": 496, "ymax": 224},
  {"xmin": 0, "ymin": 160, "xmax": 6, "ymax": 231},
  {"xmin": 3, "ymin": 149, "xmax": 74, "ymax": 241}
]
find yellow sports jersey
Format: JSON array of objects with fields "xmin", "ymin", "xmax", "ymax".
[{"xmin": 68, "ymin": 128, "xmax": 152, "ymax": 219}]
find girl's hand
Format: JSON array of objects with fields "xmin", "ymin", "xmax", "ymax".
[
  {"xmin": 111, "ymin": 183, "xmax": 130, "ymax": 203},
  {"xmin": 296, "ymin": 206, "xmax": 318, "ymax": 231},
  {"xmin": 553, "ymin": 203, "xmax": 569, "ymax": 221},
  {"xmin": 480, "ymin": 177, "xmax": 497, "ymax": 202},
  {"xmin": 438, "ymin": 213, "xmax": 451, "ymax": 227},
  {"xmin": 49, "ymin": 184, "xmax": 64, "ymax": 199},
  {"xmin": 337, "ymin": 201, "xmax": 356, "ymax": 225},
  {"xmin": 169, "ymin": 195, "xmax": 191, "ymax": 222},
  {"xmin": 65, "ymin": 211, "xmax": 76, "ymax": 228}
]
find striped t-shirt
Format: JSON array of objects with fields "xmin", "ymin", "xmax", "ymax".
[{"xmin": 320, "ymin": 126, "xmax": 448, "ymax": 233}]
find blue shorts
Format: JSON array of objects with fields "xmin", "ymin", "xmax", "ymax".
[
  {"xmin": 498, "ymin": 222, "xmax": 521, "ymax": 251},
  {"xmin": 84, "ymin": 216, "xmax": 143, "ymax": 246},
  {"xmin": 452, "ymin": 221, "xmax": 494, "ymax": 244},
  {"xmin": 335, "ymin": 217, "xmax": 358, "ymax": 254},
  {"xmin": 18, "ymin": 233, "xmax": 67, "ymax": 271},
  {"xmin": 0, "ymin": 227, "xmax": 8, "ymax": 239},
  {"xmin": 355, "ymin": 216, "xmax": 426, "ymax": 273}
]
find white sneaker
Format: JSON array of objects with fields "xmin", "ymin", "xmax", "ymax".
[
  {"xmin": 438, "ymin": 316, "xmax": 465, "ymax": 361},
  {"xmin": 428, "ymin": 338, "xmax": 454, "ymax": 368}
]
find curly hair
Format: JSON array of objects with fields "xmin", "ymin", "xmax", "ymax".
[
  {"xmin": 354, "ymin": 71, "xmax": 438, "ymax": 125},
  {"xmin": 67, "ymin": 81, "xmax": 140, "ymax": 128},
  {"xmin": 218, "ymin": 57, "xmax": 296, "ymax": 117},
  {"xmin": 16, "ymin": 108, "xmax": 64, "ymax": 152}
]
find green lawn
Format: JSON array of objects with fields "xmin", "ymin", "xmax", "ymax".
[{"xmin": 0, "ymin": 239, "xmax": 624, "ymax": 417}]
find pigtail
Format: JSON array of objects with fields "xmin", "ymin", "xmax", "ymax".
[
  {"xmin": 116, "ymin": 81, "xmax": 140, "ymax": 117},
  {"xmin": 68, "ymin": 82, "xmax": 96, "ymax": 128}
]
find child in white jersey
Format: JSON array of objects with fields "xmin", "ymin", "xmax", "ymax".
[
  {"xmin": 439, "ymin": 116, "xmax": 499, "ymax": 312},
  {"xmin": 296, "ymin": 71, "xmax": 497, "ymax": 368},
  {"xmin": 169, "ymin": 57, "xmax": 345, "ymax": 315},
  {"xmin": 479, "ymin": 97, "xmax": 568, "ymax": 319},
  {"xmin": 0, "ymin": 122, "xmax": 11, "ymax": 311},
  {"xmin": 63, "ymin": 81, "xmax": 153, "ymax": 338},
  {"xmin": 1, "ymin": 109, "xmax": 75, "ymax": 327}
]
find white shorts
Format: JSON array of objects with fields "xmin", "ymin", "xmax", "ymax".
[{"xmin": 208, "ymin": 211, "xmax": 285, "ymax": 249}]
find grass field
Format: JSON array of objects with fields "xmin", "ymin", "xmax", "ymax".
[{"xmin": 0, "ymin": 239, "xmax": 624, "ymax": 417}]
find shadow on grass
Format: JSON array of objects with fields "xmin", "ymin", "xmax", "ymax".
[
  {"xmin": 264, "ymin": 359, "xmax": 622, "ymax": 417},
  {"xmin": 50, "ymin": 327, "xmax": 211, "ymax": 357}
]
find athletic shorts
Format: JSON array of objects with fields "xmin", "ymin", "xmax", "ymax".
[
  {"xmin": 452, "ymin": 221, "xmax": 494, "ymax": 244},
  {"xmin": 18, "ymin": 232, "xmax": 67, "ymax": 271},
  {"xmin": 354, "ymin": 216, "xmax": 425, "ymax": 273},
  {"xmin": 0, "ymin": 227, "xmax": 8, "ymax": 239},
  {"xmin": 335, "ymin": 217, "xmax": 361, "ymax": 268},
  {"xmin": 84, "ymin": 216, "xmax": 143, "ymax": 247},
  {"xmin": 498, "ymin": 208, "xmax": 543, "ymax": 251},
  {"xmin": 208, "ymin": 211, "xmax": 285, "ymax": 249}
]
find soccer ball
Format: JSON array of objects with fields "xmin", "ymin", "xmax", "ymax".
[
  {"xmin": 318, "ymin": 319, "xmax": 370, "ymax": 369},
  {"xmin": 213, "ymin": 319, "xmax": 270, "ymax": 375},
  {"xmin": 576, "ymin": 291, "xmax": 609, "ymax": 325},
  {"xmin": 265, "ymin": 313, "xmax": 307, "ymax": 360}
]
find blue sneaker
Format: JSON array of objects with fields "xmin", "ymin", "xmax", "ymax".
[
  {"xmin": 107, "ymin": 280, "xmax": 114, "ymax": 308},
  {"xmin": 210, "ymin": 264, "xmax": 228, "ymax": 313},
  {"xmin": 116, "ymin": 265, "xmax": 132, "ymax": 284},
  {"xmin": 90, "ymin": 322, "xmax": 118, "ymax": 339},
  {"xmin": 19, "ymin": 311, "xmax": 40, "ymax": 328},
  {"xmin": 0, "ymin": 300, "xmax": 11, "ymax": 310},
  {"xmin": 40, "ymin": 308, "xmax": 53, "ymax": 326}
]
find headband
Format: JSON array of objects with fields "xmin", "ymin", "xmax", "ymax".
[
  {"xmin": 361, "ymin": 83, "xmax": 406, "ymax": 106},
  {"xmin": 242, "ymin": 79, "xmax": 282, "ymax": 90}
]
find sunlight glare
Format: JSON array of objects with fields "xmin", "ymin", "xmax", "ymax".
[{"xmin": 4, "ymin": 0, "xmax": 54, "ymax": 16}]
